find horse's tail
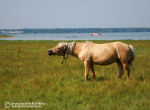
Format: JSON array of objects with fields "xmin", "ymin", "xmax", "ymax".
[{"xmin": 128, "ymin": 45, "xmax": 135, "ymax": 65}]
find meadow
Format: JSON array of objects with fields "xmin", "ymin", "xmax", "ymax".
[{"xmin": 0, "ymin": 40, "xmax": 150, "ymax": 110}]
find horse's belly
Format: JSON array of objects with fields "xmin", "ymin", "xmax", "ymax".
[{"xmin": 92, "ymin": 55, "xmax": 117, "ymax": 65}]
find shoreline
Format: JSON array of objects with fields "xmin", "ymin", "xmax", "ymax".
[{"xmin": 0, "ymin": 35, "xmax": 13, "ymax": 38}]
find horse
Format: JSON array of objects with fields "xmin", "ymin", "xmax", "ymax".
[{"xmin": 48, "ymin": 41, "xmax": 135, "ymax": 81}]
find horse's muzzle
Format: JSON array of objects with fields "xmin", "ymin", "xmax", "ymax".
[{"xmin": 48, "ymin": 50, "xmax": 53, "ymax": 56}]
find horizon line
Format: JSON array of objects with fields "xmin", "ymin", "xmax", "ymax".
[{"xmin": 1, "ymin": 27, "xmax": 150, "ymax": 30}]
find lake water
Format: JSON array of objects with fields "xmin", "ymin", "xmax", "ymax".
[{"xmin": 1, "ymin": 32, "xmax": 150, "ymax": 40}]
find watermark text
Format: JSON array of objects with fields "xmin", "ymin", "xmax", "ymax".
[{"xmin": 4, "ymin": 101, "xmax": 45, "ymax": 108}]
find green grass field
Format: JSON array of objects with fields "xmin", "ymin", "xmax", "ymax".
[{"xmin": 0, "ymin": 40, "xmax": 150, "ymax": 110}]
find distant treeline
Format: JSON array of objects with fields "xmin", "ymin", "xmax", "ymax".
[{"xmin": 1, "ymin": 28, "xmax": 150, "ymax": 34}]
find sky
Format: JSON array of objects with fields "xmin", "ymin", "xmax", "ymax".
[{"xmin": 0, "ymin": 0, "xmax": 150, "ymax": 29}]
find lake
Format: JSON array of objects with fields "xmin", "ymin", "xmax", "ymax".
[{"xmin": 0, "ymin": 32, "xmax": 150, "ymax": 40}]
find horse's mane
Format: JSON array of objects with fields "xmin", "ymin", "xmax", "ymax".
[{"xmin": 58, "ymin": 42, "xmax": 76, "ymax": 53}]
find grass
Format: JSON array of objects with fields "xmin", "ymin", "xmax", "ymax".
[
  {"xmin": 0, "ymin": 35, "xmax": 13, "ymax": 38},
  {"xmin": 0, "ymin": 40, "xmax": 150, "ymax": 110}
]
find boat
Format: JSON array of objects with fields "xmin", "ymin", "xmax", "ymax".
[{"xmin": 91, "ymin": 33, "xmax": 101, "ymax": 36}]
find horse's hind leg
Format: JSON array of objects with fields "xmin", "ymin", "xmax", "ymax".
[
  {"xmin": 89, "ymin": 65, "xmax": 96, "ymax": 81},
  {"xmin": 123, "ymin": 63, "xmax": 130, "ymax": 80},
  {"xmin": 118, "ymin": 63, "xmax": 124, "ymax": 79}
]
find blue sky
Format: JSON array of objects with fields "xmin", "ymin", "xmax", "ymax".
[{"xmin": 0, "ymin": 0, "xmax": 150, "ymax": 29}]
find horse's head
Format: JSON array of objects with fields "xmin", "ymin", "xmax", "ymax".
[{"xmin": 48, "ymin": 42, "xmax": 68, "ymax": 56}]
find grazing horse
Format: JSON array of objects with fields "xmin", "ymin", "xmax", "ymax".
[{"xmin": 48, "ymin": 42, "xmax": 135, "ymax": 81}]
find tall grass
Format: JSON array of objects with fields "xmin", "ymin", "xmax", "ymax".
[{"xmin": 0, "ymin": 40, "xmax": 150, "ymax": 110}]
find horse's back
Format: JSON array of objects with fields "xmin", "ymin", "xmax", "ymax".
[{"xmin": 90, "ymin": 42, "xmax": 131, "ymax": 65}]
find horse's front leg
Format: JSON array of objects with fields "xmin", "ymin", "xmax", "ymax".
[{"xmin": 84, "ymin": 61, "xmax": 89, "ymax": 82}]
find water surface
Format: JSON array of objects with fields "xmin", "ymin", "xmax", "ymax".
[{"xmin": 0, "ymin": 32, "xmax": 150, "ymax": 40}]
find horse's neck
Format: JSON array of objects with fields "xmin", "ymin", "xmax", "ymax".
[
  {"xmin": 69, "ymin": 43, "xmax": 77, "ymax": 56},
  {"xmin": 71, "ymin": 43, "xmax": 82, "ymax": 57}
]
